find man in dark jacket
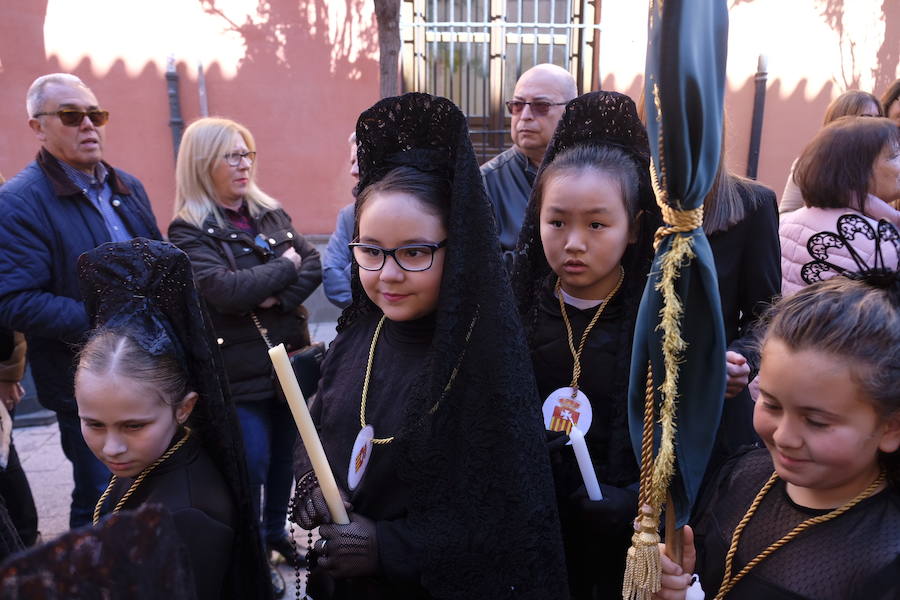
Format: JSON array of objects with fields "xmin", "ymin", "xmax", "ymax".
[
  {"xmin": 0, "ymin": 73, "xmax": 162, "ymax": 528},
  {"xmin": 481, "ymin": 64, "xmax": 577, "ymax": 261}
]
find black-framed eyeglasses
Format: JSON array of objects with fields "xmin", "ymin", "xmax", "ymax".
[
  {"xmin": 223, "ymin": 151, "xmax": 256, "ymax": 167},
  {"xmin": 505, "ymin": 100, "xmax": 567, "ymax": 116},
  {"xmin": 33, "ymin": 109, "xmax": 109, "ymax": 127},
  {"xmin": 349, "ymin": 240, "xmax": 447, "ymax": 272}
]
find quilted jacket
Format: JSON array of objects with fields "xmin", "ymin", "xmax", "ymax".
[
  {"xmin": 779, "ymin": 206, "xmax": 899, "ymax": 297},
  {"xmin": 168, "ymin": 207, "xmax": 321, "ymax": 403},
  {"xmin": 0, "ymin": 149, "xmax": 161, "ymax": 413}
]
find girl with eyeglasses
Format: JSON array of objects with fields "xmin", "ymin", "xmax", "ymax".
[
  {"xmin": 168, "ymin": 117, "xmax": 322, "ymax": 595},
  {"xmin": 290, "ymin": 93, "xmax": 567, "ymax": 599},
  {"xmin": 511, "ymin": 91, "xmax": 661, "ymax": 599}
]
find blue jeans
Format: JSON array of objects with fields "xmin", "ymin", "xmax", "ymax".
[
  {"xmin": 56, "ymin": 411, "xmax": 110, "ymax": 529},
  {"xmin": 236, "ymin": 401, "xmax": 298, "ymax": 541}
]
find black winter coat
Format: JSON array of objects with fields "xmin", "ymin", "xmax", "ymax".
[
  {"xmin": 0, "ymin": 149, "xmax": 161, "ymax": 413},
  {"xmin": 707, "ymin": 182, "xmax": 781, "ymax": 464},
  {"xmin": 168, "ymin": 207, "xmax": 322, "ymax": 403}
]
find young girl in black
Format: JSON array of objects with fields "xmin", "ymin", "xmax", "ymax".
[
  {"xmin": 656, "ymin": 271, "xmax": 900, "ymax": 600},
  {"xmin": 512, "ymin": 91, "xmax": 661, "ymax": 599},
  {"xmin": 291, "ymin": 93, "xmax": 568, "ymax": 599},
  {"xmin": 75, "ymin": 238, "xmax": 270, "ymax": 600}
]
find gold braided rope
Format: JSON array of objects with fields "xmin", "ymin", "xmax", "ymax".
[
  {"xmin": 92, "ymin": 427, "xmax": 192, "ymax": 525},
  {"xmin": 556, "ymin": 265, "xmax": 625, "ymax": 395},
  {"xmin": 623, "ymin": 77, "xmax": 704, "ymax": 600},
  {"xmin": 714, "ymin": 470, "xmax": 886, "ymax": 599},
  {"xmin": 623, "ymin": 364, "xmax": 663, "ymax": 600}
]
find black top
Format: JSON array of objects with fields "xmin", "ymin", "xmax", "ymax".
[
  {"xmin": 531, "ymin": 283, "xmax": 638, "ymax": 490},
  {"xmin": 97, "ymin": 432, "xmax": 236, "ymax": 600},
  {"xmin": 531, "ymin": 281, "xmax": 639, "ymax": 598},
  {"xmin": 706, "ymin": 182, "xmax": 781, "ymax": 462},
  {"xmin": 307, "ymin": 312, "xmax": 433, "ymax": 599},
  {"xmin": 694, "ymin": 448, "xmax": 900, "ymax": 600},
  {"xmin": 480, "ymin": 146, "xmax": 537, "ymax": 252}
]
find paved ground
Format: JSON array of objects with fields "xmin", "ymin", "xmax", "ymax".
[{"xmin": 11, "ymin": 320, "xmax": 337, "ymax": 597}]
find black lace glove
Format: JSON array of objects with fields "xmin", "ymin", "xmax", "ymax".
[
  {"xmin": 570, "ymin": 483, "xmax": 638, "ymax": 540},
  {"xmin": 290, "ymin": 471, "xmax": 352, "ymax": 530},
  {"xmin": 314, "ymin": 513, "xmax": 378, "ymax": 579}
]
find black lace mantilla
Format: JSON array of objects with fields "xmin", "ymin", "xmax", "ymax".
[
  {"xmin": 76, "ymin": 239, "xmax": 271, "ymax": 600},
  {"xmin": 0, "ymin": 505, "xmax": 196, "ymax": 599},
  {"xmin": 336, "ymin": 93, "xmax": 569, "ymax": 597},
  {"xmin": 801, "ymin": 213, "xmax": 900, "ymax": 291}
]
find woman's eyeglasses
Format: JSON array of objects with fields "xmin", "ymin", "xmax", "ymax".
[
  {"xmin": 505, "ymin": 100, "xmax": 567, "ymax": 116},
  {"xmin": 349, "ymin": 241, "xmax": 447, "ymax": 272},
  {"xmin": 223, "ymin": 151, "xmax": 257, "ymax": 167},
  {"xmin": 32, "ymin": 109, "xmax": 110, "ymax": 127}
]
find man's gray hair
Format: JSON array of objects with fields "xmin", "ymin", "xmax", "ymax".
[{"xmin": 26, "ymin": 73, "xmax": 87, "ymax": 118}]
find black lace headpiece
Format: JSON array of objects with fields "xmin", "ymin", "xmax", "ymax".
[
  {"xmin": 512, "ymin": 90, "xmax": 662, "ymax": 333},
  {"xmin": 801, "ymin": 214, "xmax": 900, "ymax": 292},
  {"xmin": 76, "ymin": 238, "xmax": 271, "ymax": 600},
  {"xmin": 341, "ymin": 93, "xmax": 568, "ymax": 597}
]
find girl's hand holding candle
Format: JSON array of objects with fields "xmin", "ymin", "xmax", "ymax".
[{"xmin": 269, "ymin": 343, "xmax": 350, "ymax": 525}]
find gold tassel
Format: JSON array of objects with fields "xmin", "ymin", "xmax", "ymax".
[{"xmin": 622, "ymin": 512, "xmax": 662, "ymax": 600}]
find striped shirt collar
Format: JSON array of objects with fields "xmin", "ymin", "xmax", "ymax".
[{"xmin": 56, "ymin": 158, "xmax": 108, "ymax": 192}]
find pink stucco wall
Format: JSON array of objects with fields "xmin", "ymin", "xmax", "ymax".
[
  {"xmin": 2, "ymin": 1, "xmax": 897, "ymax": 235},
  {"xmin": 0, "ymin": 1, "xmax": 379, "ymax": 235}
]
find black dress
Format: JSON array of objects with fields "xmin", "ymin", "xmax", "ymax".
[
  {"xmin": 306, "ymin": 312, "xmax": 433, "ymax": 599},
  {"xmin": 530, "ymin": 281, "xmax": 639, "ymax": 598},
  {"xmin": 693, "ymin": 449, "xmax": 900, "ymax": 600},
  {"xmin": 707, "ymin": 183, "xmax": 781, "ymax": 463},
  {"xmin": 96, "ymin": 432, "xmax": 236, "ymax": 600}
]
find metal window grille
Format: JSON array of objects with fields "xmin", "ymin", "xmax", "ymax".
[{"xmin": 401, "ymin": 0, "xmax": 601, "ymax": 163}]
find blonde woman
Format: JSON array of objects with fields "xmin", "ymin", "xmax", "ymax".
[{"xmin": 168, "ymin": 117, "xmax": 321, "ymax": 594}]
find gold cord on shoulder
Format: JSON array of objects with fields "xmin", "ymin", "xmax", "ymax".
[
  {"xmin": 714, "ymin": 470, "xmax": 885, "ymax": 599},
  {"xmin": 92, "ymin": 427, "xmax": 193, "ymax": 526},
  {"xmin": 556, "ymin": 265, "xmax": 625, "ymax": 395},
  {"xmin": 360, "ymin": 312, "xmax": 478, "ymax": 445}
]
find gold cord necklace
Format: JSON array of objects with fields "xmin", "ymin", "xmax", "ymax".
[
  {"xmin": 92, "ymin": 427, "xmax": 193, "ymax": 525},
  {"xmin": 359, "ymin": 314, "xmax": 476, "ymax": 445},
  {"xmin": 714, "ymin": 469, "xmax": 886, "ymax": 599},
  {"xmin": 556, "ymin": 265, "xmax": 625, "ymax": 396}
]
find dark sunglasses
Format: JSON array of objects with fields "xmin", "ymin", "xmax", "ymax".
[
  {"xmin": 505, "ymin": 100, "xmax": 567, "ymax": 116},
  {"xmin": 33, "ymin": 109, "xmax": 110, "ymax": 127}
]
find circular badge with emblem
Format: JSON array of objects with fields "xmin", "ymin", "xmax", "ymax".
[
  {"xmin": 348, "ymin": 425, "xmax": 374, "ymax": 491},
  {"xmin": 542, "ymin": 387, "xmax": 593, "ymax": 445}
]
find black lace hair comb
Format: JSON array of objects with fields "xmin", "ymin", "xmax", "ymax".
[{"xmin": 801, "ymin": 213, "xmax": 900, "ymax": 291}]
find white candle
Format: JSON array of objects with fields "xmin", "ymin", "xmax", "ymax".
[
  {"xmin": 269, "ymin": 343, "xmax": 350, "ymax": 524},
  {"xmin": 569, "ymin": 425, "xmax": 603, "ymax": 501}
]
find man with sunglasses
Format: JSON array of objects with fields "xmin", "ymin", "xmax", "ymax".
[
  {"xmin": 481, "ymin": 64, "xmax": 577, "ymax": 264},
  {"xmin": 0, "ymin": 73, "xmax": 161, "ymax": 530}
]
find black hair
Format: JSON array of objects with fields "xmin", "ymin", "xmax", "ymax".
[{"xmin": 532, "ymin": 144, "xmax": 642, "ymax": 225}]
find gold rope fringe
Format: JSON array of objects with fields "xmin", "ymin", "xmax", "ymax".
[
  {"xmin": 623, "ymin": 226, "xmax": 697, "ymax": 600},
  {"xmin": 624, "ymin": 79, "xmax": 704, "ymax": 600},
  {"xmin": 624, "ymin": 366, "xmax": 662, "ymax": 600}
]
